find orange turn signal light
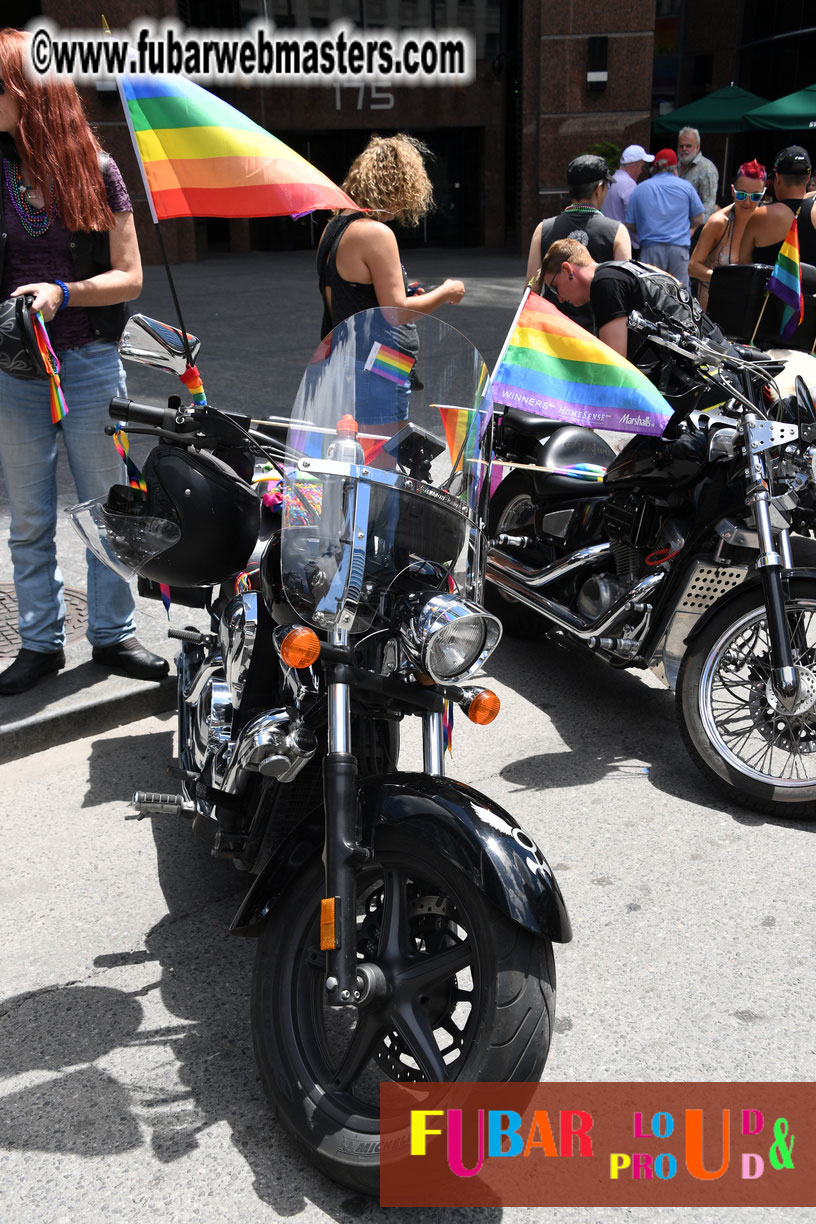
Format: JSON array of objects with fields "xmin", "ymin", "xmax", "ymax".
[
  {"xmin": 320, "ymin": 897, "xmax": 338, "ymax": 950},
  {"xmin": 279, "ymin": 626, "xmax": 321, "ymax": 668},
  {"xmin": 466, "ymin": 689, "xmax": 500, "ymax": 725}
]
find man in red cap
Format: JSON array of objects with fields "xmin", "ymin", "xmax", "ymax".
[{"xmin": 625, "ymin": 148, "xmax": 705, "ymax": 288}]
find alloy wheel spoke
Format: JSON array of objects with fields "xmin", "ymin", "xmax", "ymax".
[
  {"xmin": 377, "ymin": 869, "xmax": 411, "ymax": 961},
  {"xmin": 395, "ymin": 938, "xmax": 472, "ymax": 993},
  {"xmin": 329, "ymin": 1008, "xmax": 388, "ymax": 1093},
  {"xmin": 391, "ymin": 1001, "xmax": 449, "ymax": 1082}
]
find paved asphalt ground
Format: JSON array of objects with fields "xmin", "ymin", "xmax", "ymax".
[{"xmin": 1, "ymin": 250, "xmax": 815, "ymax": 1223}]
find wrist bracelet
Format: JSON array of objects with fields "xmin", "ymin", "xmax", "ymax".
[{"xmin": 53, "ymin": 279, "xmax": 69, "ymax": 311}]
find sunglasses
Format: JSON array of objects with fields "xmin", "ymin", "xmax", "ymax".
[
  {"xmin": 0, "ymin": 80, "xmax": 5, "ymax": 95},
  {"xmin": 733, "ymin": 189, "xmax": 764, "ymax": 202},
  {"xmin": 546, "ymin": 269, "xmax": 561, "ymax": 295}
]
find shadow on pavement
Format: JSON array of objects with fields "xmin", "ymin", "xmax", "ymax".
[{"xmin": 493, "ymin": 633, "xmax": 816, "ymax": 834}]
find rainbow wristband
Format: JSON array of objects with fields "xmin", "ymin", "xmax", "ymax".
[{"xmin": 53, "ymin": 279, "xmax": 69, "ymax": 311}]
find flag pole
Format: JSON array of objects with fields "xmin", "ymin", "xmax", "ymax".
[
  {"xmin": 750, "ymin": 293, "xmax": 770, "ymax": 346},
  {"xmin": 112, "ymin": 56, "xmax": 195, "ymax": 368}
]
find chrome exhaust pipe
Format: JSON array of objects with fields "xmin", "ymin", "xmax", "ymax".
[
  {"xmin": 216, "ymin": 709, "xmax": 318, "ymax": 794},
  {"xmin": 487, "ymin": 550, "xmax": 665, "ymax": 641},
  {"xmin": 487, "ymin": 541, "xmax": 611, "ymax": 589}
]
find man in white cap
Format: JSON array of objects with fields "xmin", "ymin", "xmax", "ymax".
[{"xmin": 601, "ymin": 144, "xmax": 654, "ymax": 251}]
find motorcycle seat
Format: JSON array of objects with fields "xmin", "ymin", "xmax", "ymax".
[{"xmin": 501, "ymin": 407, "xmax": 565, "ymax": 440}]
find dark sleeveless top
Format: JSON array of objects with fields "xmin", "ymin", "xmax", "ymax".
[
  {"xmin": 539, "ymin": 207, "xmax": 621, "ymax": 331},
  {"xmin": 754, "ymin": 197, "xmax": 816, "ymax": 266},
  {"xmin": 317, "ymin": 212, "xmax": 380, "ymax": 339}
]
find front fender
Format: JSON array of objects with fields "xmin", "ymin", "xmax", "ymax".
[
  {"xmin": 684, "ymin": 566, "xmax": 816, "ymax": 647},
  {"xmin": 230, "ymin": 772, "xmax": 572, "ymax": 943}
]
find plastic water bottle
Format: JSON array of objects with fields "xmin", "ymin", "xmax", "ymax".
[{"xmin": 326, "ymin": 414, "xmax": 364, "ymax": 464}]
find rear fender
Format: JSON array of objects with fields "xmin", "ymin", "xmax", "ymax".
[{"xmin": 230, "ymin": 772, "xmax": 572, "ymax": 943}]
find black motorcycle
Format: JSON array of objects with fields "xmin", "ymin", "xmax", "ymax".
[
  {"xmin": 69, "ymin": 309, "xmax": 571, "ymax": 1194},
  {"xmin": 487, "ymin": 312, "xmax": 816, "ymax": 818}
]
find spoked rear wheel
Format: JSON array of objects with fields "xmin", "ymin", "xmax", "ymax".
[
  {"xmin": 677, "ymin": 581, "xmax": 816, "ymax": 818},
  {"xmin": 251, "ymin": 828, "xmax": 555, "ymax": 1194}
]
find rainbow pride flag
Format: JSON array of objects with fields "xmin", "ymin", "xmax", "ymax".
[
  {"xmin": 766, "ymin": 212, "xmax": 805, "ymax": 341},
  {"xmin": 492, "ymin": 290, "xmax": 673, "ymax": 437},
  {"xmin": 364, "ymin": 341, "xmax": 415, "ymax": 387},
  {"xmin": 121, "ymin": 75, "xmax": 356, "ymax": 221}
]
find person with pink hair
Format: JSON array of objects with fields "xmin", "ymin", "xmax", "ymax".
[{"xmin": 689, "ymin": 159, "xmax": 767, "ymax": 309}]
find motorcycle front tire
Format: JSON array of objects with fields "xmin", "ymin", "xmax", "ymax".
[
  {"xmin": 251, "ymin": 826, "xmax": 556, "ymax": 1195},
  {"xmin": 677, "ymin": 578, "xmax": 816, "ymax": 819},
  {"xmin": 485, "ymin": 472, "xmax": 544, "ymax": 638}
]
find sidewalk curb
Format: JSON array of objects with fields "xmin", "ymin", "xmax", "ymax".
[{"xmin": 0, "ymin": 678, "xmax": 176, "ymax": 764}]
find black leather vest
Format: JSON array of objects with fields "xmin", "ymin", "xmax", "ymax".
[{"xmin": 0, "ymin": 152, "xmax": 127, "ymax": 342}]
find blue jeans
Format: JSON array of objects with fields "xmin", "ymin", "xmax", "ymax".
[{"xmin": 0, "ymin": 340, "xmax": 136, "ymax": 652}]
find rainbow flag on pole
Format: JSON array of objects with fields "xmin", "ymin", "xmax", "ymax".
[
  {"xmin": 492, "ymin": 290, "xmax": 673, "ymax": 437},
  {"xmin": 766, "ymin": 212, "xmax": 805, "ymax": 341},
  {"xmin": 121, "ymin": 74, "xmax": 357, "ymax": 221}
]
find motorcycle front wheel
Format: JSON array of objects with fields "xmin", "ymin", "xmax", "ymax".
[
  {"xmin": 677, "ymin": 580, "xmax": 816, "ymax": 819},
  {"xmin": 251, "ymin": 827, "xmax": 556, "ymax": 1194}
]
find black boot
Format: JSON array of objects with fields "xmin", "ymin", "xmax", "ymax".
[
  {"xmin": 0, "ymin": 647, "xmax": 66, "ymax": 695},
  {"xmin": 92, "ymin": 636, "xmax": 169, "ymax": 681}
]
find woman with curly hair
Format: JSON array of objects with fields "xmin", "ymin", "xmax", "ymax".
[
  {"xmin": 689, "ymin": 159, "xmax": 767, "ymax": 309},
  {"xmin": 317, "ymin": 133, "xmax": 465, "ymax": 338},
  {"xmin": 0, "ymin": 28, "xmax": 167, "ymax": 694}
]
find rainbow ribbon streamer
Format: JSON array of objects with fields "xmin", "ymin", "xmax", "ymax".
[
  {"xmin": 179, "ymin": 363, "xmax": 207, "ymax": 406},
  {"xmin": 31, "ymin": 311, "xmax": 68, "ymax": 424},
  {"xmin": 442, "ymin": 699, "xmax": 454, "ymax": 756},
  {"xmin": 551, "ymin": 462, "xmax": 607, "ymax": 481},
  {"xmin": 112, "ymin": 427, "xmax": 147, "ymax": 492},
  {"xmin": 111, "ymin": 427, "xmax": 171, "ymax": 616}
]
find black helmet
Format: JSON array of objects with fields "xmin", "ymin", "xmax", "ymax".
[
  {"xmin": 132, "ymin": 446, "xmax": 259, "ymax": 586},
  {"xmin": 70, "ymin": 445, "xmax": 260, "ymax": 589}
]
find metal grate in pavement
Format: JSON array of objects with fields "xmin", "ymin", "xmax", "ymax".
[{"xmin": 0, "ymin": 583, "xmax": 88, "ymax": 658}]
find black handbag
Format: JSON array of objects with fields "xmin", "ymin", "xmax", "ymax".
[{"xmin": 0, "ymin": 295, "xmax": 51, "ymax": 380}]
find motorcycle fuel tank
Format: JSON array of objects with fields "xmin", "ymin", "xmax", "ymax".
[{"xmin": 604, "ymin": 430, "xmax": 708, "ymax": 491}]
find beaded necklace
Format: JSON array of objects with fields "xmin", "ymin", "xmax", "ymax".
[
  {"xmin": 564, "ymin": 204, "xmax": 601, "ymax": 215},
  {"xmin": 3, "ymin": 159, "xmax": 55, "ymax": 237}
]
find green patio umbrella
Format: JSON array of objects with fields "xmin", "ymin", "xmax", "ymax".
[
  {"xmin": 744, "ymin": 83, "xmax": 816, "ymax": 129},
  {"xmin": 654, "ymin": 84, "xmax": 769, "ymax": 190},
  {"xmin": 654, "ymin": 84, "xmax": 769, "ymax": 134}
]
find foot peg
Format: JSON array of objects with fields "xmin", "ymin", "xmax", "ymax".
[
  {"xmin": 129, "ymin": 791, "xmax": 195, "ymax": 820},
  {"xmin": 168, "ymin": 627, "xmax": 215, "ymax": 646}
]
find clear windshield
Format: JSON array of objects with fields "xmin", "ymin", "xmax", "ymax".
[{"xmin": 280, "ymin": 308, "xmax": 493, "ymax": 633}]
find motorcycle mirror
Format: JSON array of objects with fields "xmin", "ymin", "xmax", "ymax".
[{"xmin": 119, "ymin": 314, "xmax": 202, "ymax": 376}]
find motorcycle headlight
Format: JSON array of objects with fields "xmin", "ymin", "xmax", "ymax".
[{"xmin": 401, "ymin": 593, "xmax": 502, "ymax": 684}]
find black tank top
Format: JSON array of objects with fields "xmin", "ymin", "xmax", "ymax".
[
  {"xmin": 754, "ymin": 197, "xmax": 816, "ymax": 266},
  {"xmin": 539, "ymin": 208, "xmax": 621, "ymax": 331},
  {"xmin": 317, "ymin": 212, "xmax": 380, "ymax": 339}
]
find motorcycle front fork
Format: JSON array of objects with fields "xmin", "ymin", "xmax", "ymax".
[
  {"xmin": 749, "ymin": 438, "xmax": 798, "ymax": 701},
  {"xmin": 322, "ymin": 627, "xmax": 446, "ymax": 1005}
]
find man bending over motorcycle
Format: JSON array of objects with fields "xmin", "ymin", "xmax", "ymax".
[
  {"xmin": 538, "ymin": 237, "xmax": 730, "ymax": 428},
  {"xmin": 538, "ymin": 237, "xmax": 725, "ymax": 363}
]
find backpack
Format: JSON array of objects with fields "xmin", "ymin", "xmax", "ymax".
[{"xmin": 616, "ymin": 259, "xmax": 724, "ymax": 344}]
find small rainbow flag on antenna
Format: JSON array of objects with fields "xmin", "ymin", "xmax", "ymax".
[{"xmin": 766, "ymin": 211, "xmax": 805, "ymax": 341}]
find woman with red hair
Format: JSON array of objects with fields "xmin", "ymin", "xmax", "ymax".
[
  {"xmin": 0, "ymin": 27, "xmax": 167, "ymax": 694},
  {"xmin": 689, "ymin": 159, "xmax": 767, "ymax": 309}
]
